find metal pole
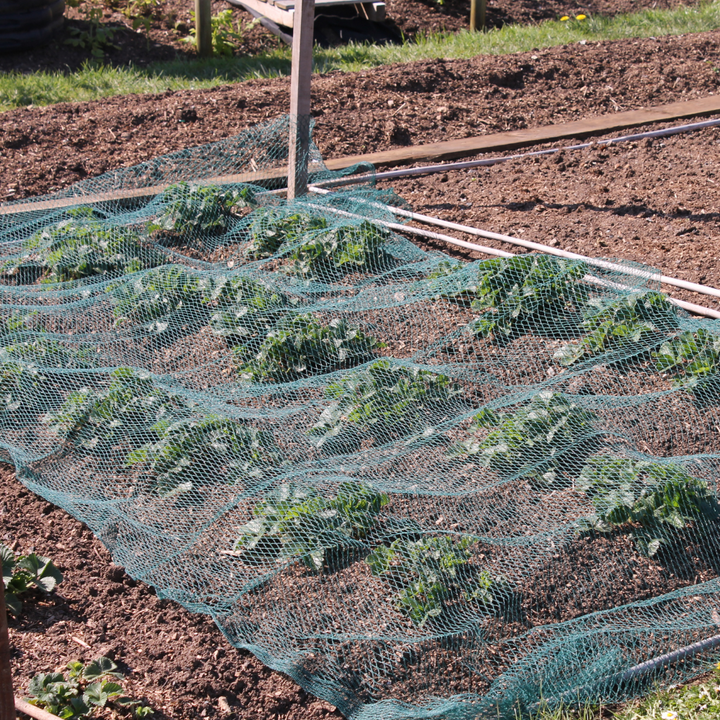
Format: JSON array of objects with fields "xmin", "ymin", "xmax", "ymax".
[
  {"xmin": 195, "ymin": 0, "xmax": 213, "ymax": 57},
  {"xmin": 0, "ymin": 584, "xmax": 14, "ymax": 720},
  {"xmin": 287, "ymin": 0, "xmax": 315, "ymax": 199}
]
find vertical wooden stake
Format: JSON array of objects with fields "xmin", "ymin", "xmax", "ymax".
[
  {"xmin": 0, "ymin": 586, "xmax": 14, "ymax": 720},
  {"xmin": 470, "ymin": 0, "xmax": 486, "ymax": 30},
  {"xmin": 195, "ymin": 0, "xmax": 213, "ymax": 57},
  {"xmin": 287, "ymin": 0, "xmax": 315, "ymax": 199}
]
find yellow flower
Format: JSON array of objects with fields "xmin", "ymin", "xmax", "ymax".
[
  {"xmin": 661, "ymin": 711, "xmax": 678, "ymax": 720},
  {"xmin": 576, "ymin": 13, "xmax": 587, "ymax": 19},
  {"xmin": 560, "ymin": 15, "xmax": 569, "ymax": 20}
]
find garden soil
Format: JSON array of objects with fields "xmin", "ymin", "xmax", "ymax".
[{"xmin": 3, "ymin": 27, "xmax": 720, "ymax": 720}]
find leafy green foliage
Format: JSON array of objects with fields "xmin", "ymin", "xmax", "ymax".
[
  {"xmin": 2, "ymin": 208, "xmax": 163, "ymax": 283},
  {"xmin": 246, "ymin": 208, "xmax": 329, "ymax": 260},
  {"xmin": 309, "ymin": 360, "xmax": 463, "ymax": 452},
  {"xmin": 0, "ymin": 338, "xmax": 97, "ymax": 370},
  {"xmin": 107, "ymin": 265, "xmax": 208, "ymax": 330},
  {"xmin": 126, "ymin": 414, "xmax": 284, "ymax": 496},
  {"xmin": 236, "ymin": 481, "xmax": 388, "ymax": 572},
  {"xmin": 578, "ymin": 456, "xmax": 720, "ymax": 556},
  {"xmin": 366, "ymin": 535, "xmax": 497, "ymax": 627},
  {"xmin": 44, "ymin": 368, "xmax": 185, "ymax": 455},
  {"xmin": 0, "ymin": 361, "xmax": 54, "ymax": 420},
  {"xmin": 235, "ymin": 314, "xmax": 382, "ymax": 383},
  {"xmin": 0, "ymin": 311, "xmax": 37, "ymax": 338},
  {"xmin": 182, "ymin": 9, "xmax": 250, "ymax": 56},
  {"xmin": 204, "ymin": 275, "xmax": 293, "ymax": 348},
  {"xmin": 653, "ymin": 328, "xmax": 720, "ymax": 400},
  {"xmin": 2, "ymin": 543, "xmax": 63, "ymax": 616},
  {"xmin": 449, "ymin": 391, "xmax": 599, "ymax": 489},
  {"xmin": 469, "ymin": 255, "xmax": 588, "ymax": 340},
  {"xmin": 554, "ymin": 290, "xmax": 678, "ymax": 366},
  {"xmin": 287, "ymin": 220, "xmax": 391, "ymax": 279},
  {"xmin": 27, "ymin": 656, "xmax": 151, "ymax": 719},
  {"xmin": 148, "ymin": 181, "xmax": 256, "ymax": 237},
  {"xmin": 64, "ymin": 0, "xmax": 120, "ymax": 58}
]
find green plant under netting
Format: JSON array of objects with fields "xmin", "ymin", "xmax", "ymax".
[
  {"xmin": 0, "ymin": 361, "xmax": 56, "ymax": 421},
  {"xmin": 554, "ymin": 290, "xmax": 679, "ymax": 366},
  {"xmin": 107, "ymin": 265, "xmax": 209, "ymax": 331},
  {"xmin": 0, "ymin": 338, "xmax": 97, "ymax": 370},
  {"xmin": 2, "ymin": 207, "xmax": 163, "ymax": 283},
  {"xmin": 205, "ymin": 274, "xmax": 295, "ymax": 348},
  {"xmin": 468, "ymin": 254, "xmax": 588, "ymax": 341},
  {"xmin": 287, "ymin": 220, "xmax": 392, "ymax": 279},
  {"xmin": 309, "ymin": 359, "xmax": 463, "ymax": 452},
  {"xmin": 126, "ymin": 413, "xmax": 284, "ymax": 496},
  {"xmin": 653, "ymin": 328, "xmax": 720, "ymax": 400},
  {"xmin": 148, "ymin": 181, "xmax": 257, "ymax": 238},
  {"xmin": 449, "ymin": 391, "xmax": 599, "ymax": 489},
  {"xmin": 577, "ymin": 456, "xmax": 720, "ymax": 557},
  {"xmin": 366, "ymin": 535, "xmax": 499, "ymax": 627},
  {"xmin": 235, "ymin": 313, "xmax": 383, "ymax": 383},
  {"xmin": 235, "ymin": 481, "xmax": 388, "ymax": 572},
  {"xmin": 2, "ymin": 543, "xmax": 63, "ymax": 616},
  {"xmin": 246, "ymin": 208, "xmax": 329, "ymax": 260},
  {"xmin": 44, "ymin": 367, "xmax": 186, "ymax": 455}
]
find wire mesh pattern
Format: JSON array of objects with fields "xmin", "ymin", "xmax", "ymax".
[{"xmin": 2, "ymin": 116, "xmax": 720, "ymax": 719}]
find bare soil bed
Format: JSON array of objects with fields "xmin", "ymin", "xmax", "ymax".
[{"xmin": 3, "ymin": 27, "xmax": 720, "ymax": 720}]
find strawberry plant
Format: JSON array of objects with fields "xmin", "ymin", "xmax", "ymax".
[
  {"xmin": 0, "ymin": 361, "xmax": 55, "ymax": 421},
  {"xmin": 246, "ymin": 208, "xmax": 329, "ymax": 259},
  {"xmin": 554, "ymin": 290, "xmax": 678, "ymax": 366},
  {"xmin": 148, "ymin": 181, "xmax": 256, "ymax": 239},
  {"xmin": 577, "ymin": 456, "xmax": 720, "ymax": 556},
  {"xmin": 3, "ymin": 207, "xmax": 163, "ymax": 283},
  {"xmin": 469, "ymin": 254, "xmax": 588, "ymax": 341},
  {"xmin": 235, "ymin": 314, "xmax": 382, "ymax": 383},
  {"xmin": 44, "ymin": 368, "xmax": 186, "ymax": 455},
  {"xmin": 448, "ymin": 391, "xmax": 599, "ymax": 489},
  {"xmin": 366, "ymin": 535, "xmax": 498, "ymax": 627},
  {"xmin": 653, "ymin": 328, "xmax": 720, "ymax": 401},
  {"xmin": 309, "ymin": 360, "xmax": 464, "ymax": 452},
  {"xmin": 107, "ymin": 265, "xmax": 208, "ymax": 332},
  {"xmin": 2, "ymin": 544, "xmax": 63, "ymax": 616},
  {"xmin": 236, "ymin": 481, "xmax": 388, "ymax": 572},
  {"xmin": 27, "ymin": 656, "xmax": 152, "ymax": 718},
  {"xmin": 204, "ymin": 275, "xmax": 294, "ymax": 349},
  {"xmin": 126, "ymin": 414, "xmax": 284, "ymax": 496},
  {"xmin": 286, "ymin": 220, "xmax": 391, "ymax": 279},
  {"xmin": 0, "ymin": 338, "xmax": 97, "ymax": 370}
]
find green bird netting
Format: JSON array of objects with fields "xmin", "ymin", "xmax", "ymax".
[{"xmin": 2, "ymin": 114, "xmax": 720, "ymax": 719}]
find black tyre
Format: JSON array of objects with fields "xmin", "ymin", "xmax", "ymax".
[{"xmin": 0, "ymin": 0, "xmax": 65, "ymax": 52}]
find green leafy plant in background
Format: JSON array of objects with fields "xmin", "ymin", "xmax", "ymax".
[
  {"xmin": 554, "ymin": 290, "xmax": 678, "ymax": 366},
  {"xmin": 468, "ymin": 254, "xmax": 588, "ymax": 341},
  {"xmin": 122, "ymin": 0, "xmax": 161, "ymax": 47},
  {"xmin": 309, "ymin": 359, "xmax": 464, "ymax": 452},
  {"xmin": 204, "ymin": 275, "xmax": 294, "ymax": 349},
  {"xmin": 182, "ymin": 9, "xmax": 248, "ymax": 56},
  {"xmin": 366, "ymin": 535, "xmax": 498, "ymax": 627},
  {"xmin": 107, "ymin": 265, "xmax": 208, "ymax": 331},
  {"xmin": 126, "ymin": 414, "xmax": 284, "ymax": 496},
  {"xmin": 27, "ymin": 656, "xmax": 152, "ymax": 719},
  {"xmin": 148, "ymin": 182, "xmax": 257, "ymax": 238},
  {"xmin": 236, "ymin": 481, "xmax": 388, "ymax": 572},
  {"xmin": 653, "ymin": 328, "xmax": 720, "ymax": 401},
  {"xmin": 64, "ymin": 0, "xmax": 120, "ymax": 58},
  {"xmin": 1, "ymin": 544, "xmax": 63, "ymax": 616},
  {"xmin": 2, "ymin": 207, "xmax": 163, "ymax": 283},
  {"xmin": 577, "ymin": 456, "xmax": 720, "ymax": 556},
  {"xmin": 235, "ymin": 314, "xmax": 383, "ymax": 383},
  {"xmin": 44, "ymin": 367, "xmax": 185, "ymax": 455},
  {"xmin": 246, "ymin": 208, "xmax": 329, "ymax": 260},
  {"xmin": 287, "ymin": 220, "xmax": 391, "ymax": 279},
  {"xmin": 449, "ymin": 391, "xmax": 599, "ymax": 489}
]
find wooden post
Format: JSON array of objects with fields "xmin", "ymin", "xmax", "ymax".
[
  {"xmin": 0, "ymin": 585, "xmax": 14, "ymax": 720},
  {"xmin": 195, "ymin": 0, "xmax": 213, "ymax": 57},
  {"xmin": 470, "ymin": 0, "xmax": 486, "ymax": 30},
  {"xmin": 287, "ymin": 0, "xmax": 315, "ymax": 199}
]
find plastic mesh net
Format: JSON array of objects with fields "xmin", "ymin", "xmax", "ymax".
[{"xmin": 3, "ymin": 115, "xmax": 720, "ymax": 719}]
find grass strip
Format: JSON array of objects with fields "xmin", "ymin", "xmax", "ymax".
[{"xmin": 3, "ymin": 0, "xmax": 720, "ymax": 111}]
